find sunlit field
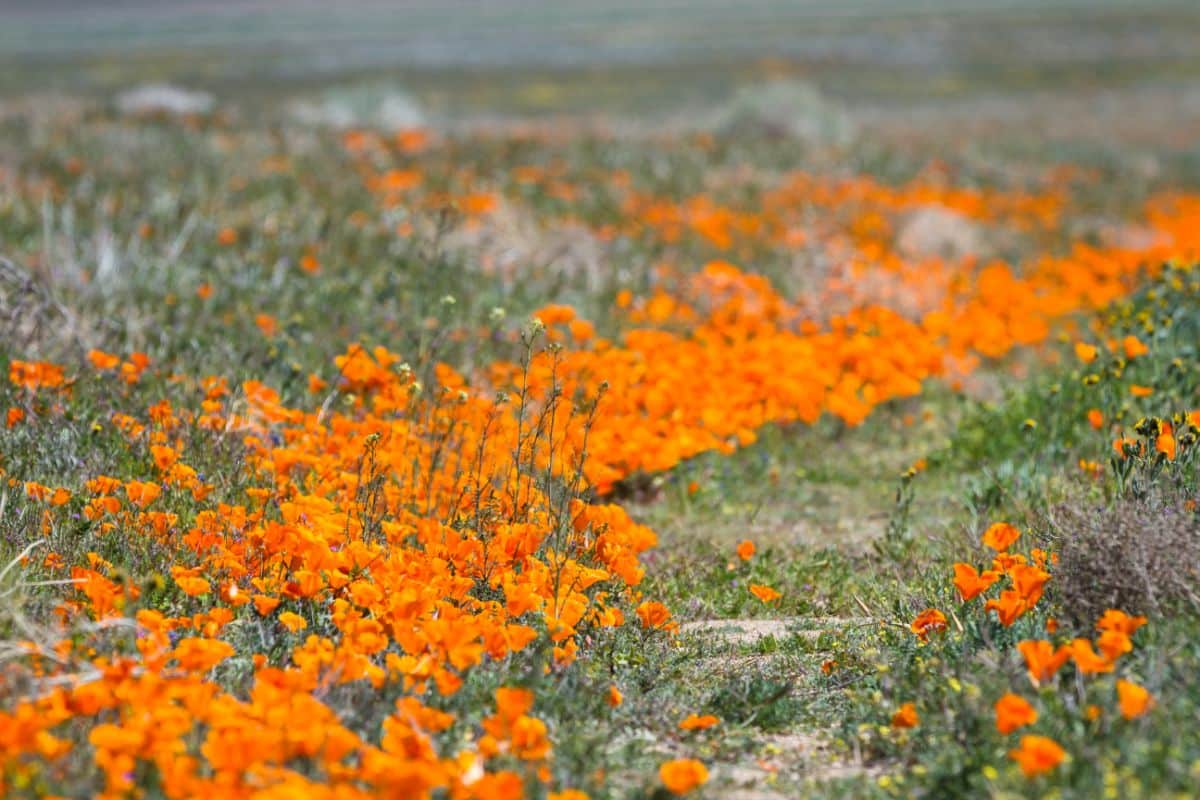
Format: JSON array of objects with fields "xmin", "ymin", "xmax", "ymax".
[{"xmin": 4, "ymin": 3, "xmax": 1200, "ymax": 798}]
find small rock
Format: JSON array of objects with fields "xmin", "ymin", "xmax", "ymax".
[{"xmin": 115, "ymin": 84, "xmax": 214, "ymax": 116}]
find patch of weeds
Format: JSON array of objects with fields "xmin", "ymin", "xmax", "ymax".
[{"xmin": 706, "ymin": 674, "xmax": 806, "ymax": 731}]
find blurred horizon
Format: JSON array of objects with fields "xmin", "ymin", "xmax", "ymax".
[
  {"xmin": 2, "ymin": 1, "xmax": 1200, "ymax": 161},
  {"xmin": 3, "ymin": 2, "xmax": 1199, "ymax": 94}
]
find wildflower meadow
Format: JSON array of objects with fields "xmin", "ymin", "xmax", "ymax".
[{"xmin": 3, "ymin": 3, "xmax": 1200, "ymax": 798}]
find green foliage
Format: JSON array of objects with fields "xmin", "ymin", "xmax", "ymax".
[{"xmin": 816, "ymin": 266, "xmax": 1200, "ymax": 798}]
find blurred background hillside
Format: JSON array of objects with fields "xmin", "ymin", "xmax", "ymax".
[{"xmin": 2, "ymin": 0, "xmax": 1200, "ymax": 156}]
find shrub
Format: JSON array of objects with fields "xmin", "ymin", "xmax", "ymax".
[{"xmin": 1052, "ymin": 495, "xmax": 1200, "ymax": 625}]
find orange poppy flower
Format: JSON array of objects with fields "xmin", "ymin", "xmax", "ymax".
[
  {"xmin": 1096, "ymin": 630, "xmax": 1133, "ymax": 662},
  {"xmin": 984, "ymin": 591, "xmax": 1029, "ymax": 627},
  {"xmin": 124, "ymin": 480, "xmax": 161, "ymax": 508},
  {"xmin": 172, "ymin": 637, "xmax": 234, "ymax": 672},
  {"xmin": 1156, "ymin": 431, "xmax": 1177, "ymax": 460},
  {"xmin": 953, "ymin": 562, "xmax": 999, "ymax": 601},
  {"xmin": 679, "ymin": 714, "xmax": 719, "ymax": 731},
  {"xmin": 749, "ymin": 584, "xmax": 781, "ymax": 603},
  {"xmin": 1017, "ymin": 639, "xmax": 1071, "ymax": 686},
  {"xmin": 994, "ymin": 693, "xmax": 1038, "ymax": 735},
  {"xmin": 150, "ymin": 445, "xmax": 178, "ymax": 471},
  {"xmin": 1069, "ymin": 638, "xmax": 1114, "ymax": 675},
  {"xmin": 909, "ymin": 608, "xmax": 947, "ymax": 641},
  {"xmin": 1009, "ymin": 735, "xmax": 1066, "ymax": 777},
  {"xmin": 891, "ymin": 702, "xmax": 919, "ymax": 729},
  {"xmin": 254, "ymin": 314, "xmax": 278, "ymax": 337},
  {"xmin": 87, "ymin": 350, "xmax": 120, "ymax": 370},
  {"xmin": 991, "ymin": 552, "xmax": 1028, "ymax": 573},
  {"xmin": 252, "ymin": 594, "xmax": 281, "ymax": 616},
  {"xmin": 659, "ymin": 759, "xmax": 708, "ymax": 795},
  {"xmin": 509, "ymin": 715, "xmax": 551, "ymax": 760},
  {"xmin": 982, "ymin": 522, "xmax": 1021, "ymax": 552},
  {"xmin": 549, "ymin": 792, "xmax": 589, "ymax": 800},
  {"xmin": 25, "ymin": 481, "xmax": 53, "ymax": 503},
  {"xmin": 1009, "ymin": 564, "xmax": 1051, "ymax": 606},
  {"xmin": 174, "ymin": 576, "xmax": 211, "ymax": 597},
  {"xmin": 635, "ymin": 602, "xmax": 674, "ymax": 631},
  {"xmin": 1122, "ymin": 335, "xmax": 1149, "ymax": 359},
  {"xmin": 278, "ymin": 612, "xmax": 307, "ymax": 632},
  {"xmin": 1095, "ymin": 609, "xmax": 1147, "ymax": 636},
  {"xmin": 494, "ymin": 687, "xmax": 535, "ymax": 721},
  {"xmin": 736, "ymin": 540, "xmax": 756, "ymax": 561},
  {"xmin": 1116, "ymin": 679, "xmax": 1154, "ymax": 720}
]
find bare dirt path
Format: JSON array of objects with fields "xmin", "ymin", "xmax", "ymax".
[{"xmin": 673, "ymin": 615, "xmax": 885, "ymax": 797}]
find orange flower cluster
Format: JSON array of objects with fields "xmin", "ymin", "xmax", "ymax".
[
  {"xmin": 1, "ymin": 345, "xmax": 664, "ymax": 798},
  {"xmin": 350, "ymin": 130, "xmax": 1073, "ymax": 281},
  {"xmin": 1000, "ymin": 609, "xmax": 1152, "ymax": 777},
  {"xmin": 955, "ymin": 524, "xmax": 1054, "ymax": 628},
  {"xmin": 1017, "ymin": 610, "xmax": 1149, "ymax": 687},
  {"xmin": 928, "ymin": 521, "xmax": 1154, "ymax": 780},
  {"xmin": 484, "ymin": 195, "xmax": 1200, "ymax": 494},
  {"xmin": 340, "ymin": 130, "xmax": 1200, "ymax": 498},
  {"xmin": 8, "ymin": 360, "xmax": 67, "ymax": 392}
]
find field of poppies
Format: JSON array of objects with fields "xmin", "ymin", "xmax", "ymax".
[{"xmin": 4, "ymin": 8, "xmax": 1200, "ymax": 796}]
